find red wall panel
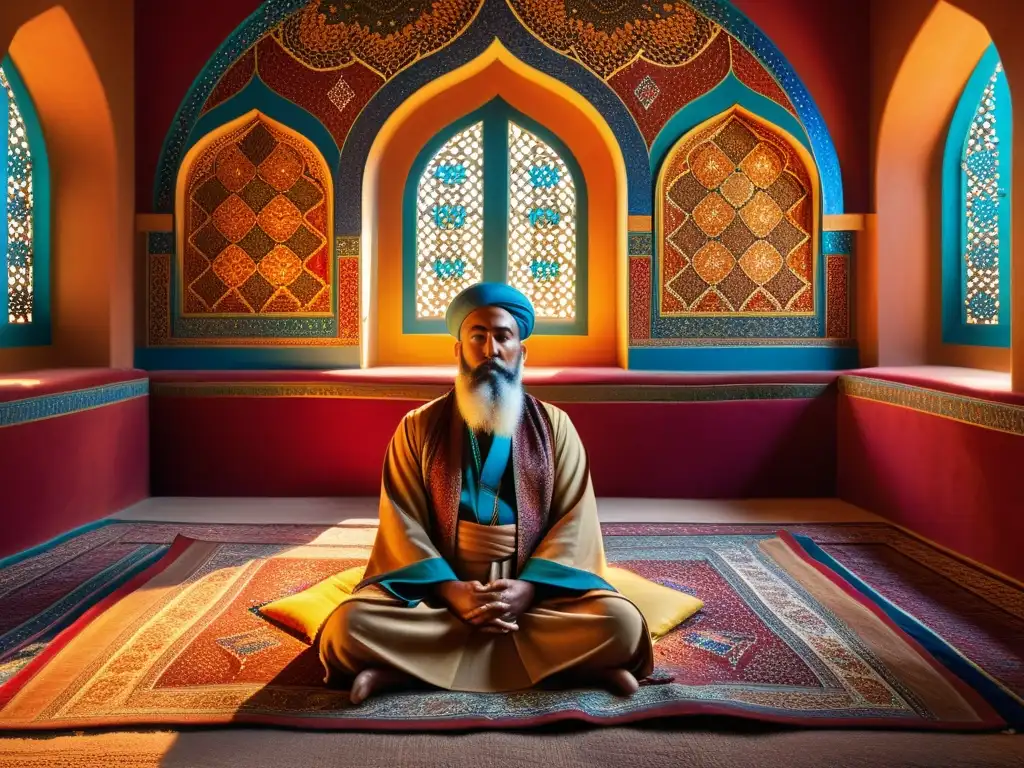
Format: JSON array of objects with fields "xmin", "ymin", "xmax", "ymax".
[
  {"xmin": 0, "ymin": 398, "xmax": 149, "ymax": 557},
  {"xmin": 149, "ymin": 393, "xmax": 837, "ymax": 499},
  {"xmin": 838, "ymin": 394, "xmax": 1024, "ymax": 583}
]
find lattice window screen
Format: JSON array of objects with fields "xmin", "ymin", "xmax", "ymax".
[
  {"xmin": 0, "ymin": 66, "xmax": 33, "ymax": 324},
  {"xmin": 962, "ymin": 62, "xmax": 1003, "ymax": 325},
  {"xmin": 506, "ymin": 122, "xmax": 576, "ymax": 319},
  {"xmin": 415, "ymin": 122, "xmax": 484, "ymax": 318}
]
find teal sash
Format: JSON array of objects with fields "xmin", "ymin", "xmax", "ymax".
[{"xmin": 471, "ymin": 432, "xmax": 512, "ymax": 525}]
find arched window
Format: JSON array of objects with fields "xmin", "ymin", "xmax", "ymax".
[
  {"xmin": 403, "ymin": 99, "xmax": 587, "ymax": 335},
  {"xmin": 657, "ymin": 109, "xmax": 816, "ymax": 317},
  {"xmin": 0, "ymin": 56, "xmax": 49, "ymax": 347},
  {"xmin": 943, "ymin": 43, "xmax": 1012, "ymax": 347}
]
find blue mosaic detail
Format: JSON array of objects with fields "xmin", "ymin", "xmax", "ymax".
[
  {"xmin": 685, "ymin": 0, "xmax": 844, "ymax": 214},
  {"xmin": 528, "ymin": 207, "xmax": 560, "ymax": 227},
  {"xmin": 651, "ymin": 314, "xmax": 822, "ymax": 339},
  {"xmin": 966, "ymin": 148, "xmax": 997, "ymax": 178},
  {"xmin": 970, "ymin": 242, "xmax": 998, "ymax": 271},
  {"xmin": 529, "ymin": 258, "xmax": 560, "ymax": 281},
  {"xmin": 528, "ymin": 164, "xmax": 559, "ymax": 188},
  {"xmin": 629, "ymin": 232, "xmax": 653, "ymax": 256},
  {"xmin": 153, "ymin": 0, "xmax": 308, "ymax": 210},
  {"xmin": 822, "ymin": 231, "xmax": 853, "ymax": 255},
  {"xmin": 971, "ymin": 196, "xmax": 998, "ymax": 222},
  {"xmin": 628, "ymin": 232, "xmax": 653, "ymax": 256},
  {"xmin": 147, "ymin": 232, "xmax": 174, "ymax": 256},
  {"xmin": 434, "ymin": 163, "xmax": 467, "ymax": 185},
  {"xmin": 171, "ymin": 316, "xmax": 337, "ymax": 339},
  {"xmin": 433, "ymin": 257, "xmax": 466, "ymax": 280},
  {"xmin": 968, "ymin": 291, "xmax": 998, "ymax": 320},
  {"xmin": 0, "ymin": 379, "xmax": 149, "ymax": 428},
  {"xmin": 433, "ymin": 204, "xmax": 466, "ymax": 229}
]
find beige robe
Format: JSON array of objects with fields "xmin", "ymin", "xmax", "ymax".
[{"xmin": 318, "ymin": 392, "xmax": 654, "ymax": 692}]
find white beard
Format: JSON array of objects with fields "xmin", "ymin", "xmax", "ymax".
[{"xmin": 454, "ymin": 355, "xmax": 524, "ymax": 437}]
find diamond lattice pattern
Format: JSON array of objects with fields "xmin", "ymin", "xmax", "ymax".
[
  {"xmin": 1, "ymin": 66, "xmax": 34, "ymax": 324},
  {"xmin": 507, "ymin": 123, "xmax": 577, "ymax": 320},
  {"xmin": 184, "ymin": 117, "xmax": 330, "ymax": 315},
  {"xmin": 962, "ymin": 62, "xmax": 1002, "ymax": 325},
  {"xmin": 661, "ymin": 114, "xmax": 813, "ymax": 315},
  {"xmin": 415, "ymin": 122, "xmax": 484, "ymax": 318}
]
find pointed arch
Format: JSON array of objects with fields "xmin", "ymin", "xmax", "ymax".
[
  {"xmin": 403, "ymin": 98, "xmax": 587, "ymax": 336},
  {"xmin": 174, "ymin": 110, "xmax": 340, "ymax": 326},
  {"xmin": 655, "ymin": 106, "xmax": 820, "ymax": 328},
  {"xmin": 364, "ymin": 42, "xmax": 623, "ymax": 367},
  {"xmin": 942, "ymin": 42, "xmax": 1011, "ymax": 348}
]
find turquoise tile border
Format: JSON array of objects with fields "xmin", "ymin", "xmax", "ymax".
[
  {"xmin": 822, "ymin": 231, "xmax": 853, "ymax": 256},
  {"xmin": 0, "ymin": 379, "xmax": 149, "ymax": 428}
]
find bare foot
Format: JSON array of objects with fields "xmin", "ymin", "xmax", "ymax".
[
  {"xmin": 596, "ymin": 668, "xmax": 639, "ymax": 697},
  {"xmin": 349, "ymin": 668, "xmax": 413, "ymax": 705}
]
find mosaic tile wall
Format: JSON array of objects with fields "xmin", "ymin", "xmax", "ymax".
[
  {"xmin": 145, "ymin": 0, "xmax": 851, "ymax": 356},
  {"xmin": 659, "ymin": 112, "xmax": 814, "ymax": 317},
  {"xmin": 182, "ymin": 116, "xmax": 332, "ymax": 317}
]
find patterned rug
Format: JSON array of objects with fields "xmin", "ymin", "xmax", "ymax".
[{"xmin": 0, "ymin": 524, "xmax": 1014, "ymax": 732}]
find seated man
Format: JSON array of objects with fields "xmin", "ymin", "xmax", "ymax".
[{"xmin": 319, "ymin": 283, "xmax": 653, "ymax": 704}]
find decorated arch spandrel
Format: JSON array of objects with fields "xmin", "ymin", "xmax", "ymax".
[{"xmin": 657, "ymin": 108, "xmax": 819, "ymax": 318}]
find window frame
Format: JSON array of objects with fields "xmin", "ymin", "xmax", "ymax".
[
  {"xmin": 942, "ymin": 43, "xmax": 1012, "ymax": 348},
  {"xmin": 402, "ymin": 97, "xmax": 588, "ymax": 336},
  {"xmin": 0, "ymin": 55, "xmax": 50, "ymax": 348}
]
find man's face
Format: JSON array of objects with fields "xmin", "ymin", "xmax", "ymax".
[{"xmin": 455, "ymin": 306, "xmax": 525, "ymax": 385}]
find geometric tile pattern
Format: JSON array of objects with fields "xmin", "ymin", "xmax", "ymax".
[
  {"xmin": 276, "ymin": 0, "xmax": 482, "ymax": 76},
  {"xmin": 508, "ymin": 0, "xmax": 718, "ymax": 79},
  {"xmin": 182, "ymin": 114, "xmax": 331, "ymax": 316},
  {"xmin": 660, "ymin": 111, "xmax": 814, "ymax": 316}
]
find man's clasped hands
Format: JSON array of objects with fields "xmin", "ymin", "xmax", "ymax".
[{"xmin": 435, "ymin": 578, "xmax": 536, "ymax": 633}]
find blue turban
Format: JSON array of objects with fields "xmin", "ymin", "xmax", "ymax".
[{"xmin": 445, "ymin": 282, "xmax": 536, "ymax": 340}]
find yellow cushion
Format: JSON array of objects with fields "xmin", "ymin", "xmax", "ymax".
[
  {"xmin": 604, "ymin": 566, "xmax": 703, "ymax": 640},
  {"xmin": 259, "ymin": 564, "xmax": 701, "ymax": 645},
  {"xmin": 259, "ymin": 565, "xmax": 367, "ymax": 643}
]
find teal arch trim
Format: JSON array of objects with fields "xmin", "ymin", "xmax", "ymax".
[
  {"xmin": 402, "ymin": 97, "xmax": 588, "ymax": 337},
  {"xmin": 0, "ymin": 55, "xmax": 51, "ymax": 348},
  {"xmin": 186, "ymin": 76, "xmax": 340, "ymax": 172},
  {"xmin": 649, "ymin": 73, "xmax": 825, "ymax": 346},
  {"xmin": 650, "ymin": 73, "xmax": 812, "ymax": 177},
  {"xmin": 152, "ymin": 0, "xmax": 307, "ymax": 210},
  {"xmin": 170, "ymin": 78, "xmax": 340, "ymax": 352},
  {"xmin": 942, "ymin": 42, "xmax": 1011, "ymax": 348},
  {"xmin": 153, "ymin": 0, "xmax": 844, "ymax": 216},
  {"xmin": 686, "ymin": 0, "xmax": 842, "ymax": 214}
]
